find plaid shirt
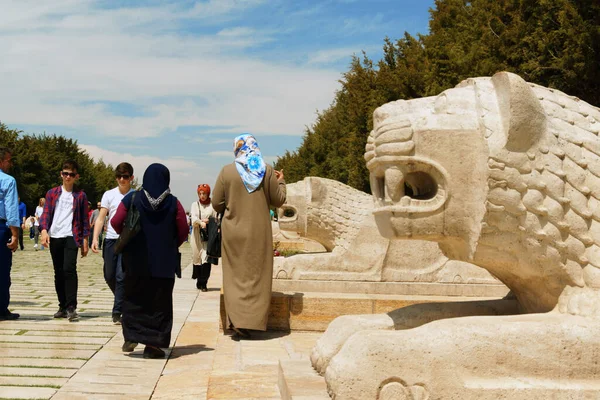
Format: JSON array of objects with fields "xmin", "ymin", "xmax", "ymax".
[{"xmin": 39, "ymin": 186, "xmax": 90, "ymax": 247}]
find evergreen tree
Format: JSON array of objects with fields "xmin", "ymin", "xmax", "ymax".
[{"xmin": 276, "ymin": 0, "xmax": 599, "ymax": 191}]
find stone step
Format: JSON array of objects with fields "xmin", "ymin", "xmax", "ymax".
[
  {"xmin": 272, "ymin": 278, "xmax": 509, "ymax": 297},
  {"xmin": 278, "ymin": 359, "xmax": 329, "ymax": 400},
  {"xmin": 220, "ymin": 288, "xmax": 514, "ymax": 332}
]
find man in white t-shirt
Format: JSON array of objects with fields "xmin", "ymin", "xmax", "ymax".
[
  {"xmin": 39, "ymin": 160, "xmax": 90, "ymax": 322},
  {"xmin": 91, "ymin": 162, "xmax": 134, "ymax": 324}
]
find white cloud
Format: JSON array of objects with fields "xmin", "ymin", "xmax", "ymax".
[
  {"xmin": 80, "ymin": 143, "xmax": 218, "ymax": 209},
  {"xmin": 207, "ymin": 151, "xmax": 234, "ymax": 157},
  {"xmin": 81, "ymin": 143, "xmax": 281, "ymax": 208},
  {"xmin": 0, "ymin": 1, "xmax": 341, "ymax": 139}
]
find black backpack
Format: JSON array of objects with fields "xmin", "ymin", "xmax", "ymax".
[{"xmin": 206, "ymin": 214, "xmax": 222, "ymax": 258}]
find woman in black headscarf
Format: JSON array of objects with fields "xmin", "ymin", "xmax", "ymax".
[{"xmin": 111, "ymin": 163, "xmax": 189, "ymax": 359}]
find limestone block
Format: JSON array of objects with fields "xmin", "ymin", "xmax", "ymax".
[
  {"xmin": 325, "ymin": 313, "xmax": 600, "ymax": 399},
  {"xmin": 317, "ymin": 72, "xmax": 600, "ymax": 398},
  {"xmin": 365, "ymin": 71, "xmax": 600, "ymax": 314}
]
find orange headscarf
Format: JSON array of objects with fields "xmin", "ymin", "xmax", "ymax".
[{"xmin": 197, "ymin": 184, "xmax": 211, "ymax": 205}]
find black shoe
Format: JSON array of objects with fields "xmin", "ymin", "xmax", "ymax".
[
  {"xmin": 230, "ymin": 325, "xmax": 251, "ymax": 339},
  {"xmin": 143, "ymin": 345, "xmax": 165, "ymax": 359},
  {"xmin": 112, "ymin": 313, "xmax": 122, "ymax": 325},
  {"xmin": 53, "ymin": 308, "xmax": 67, "ymax": 318},
  {"xmin": 66, "ymin": 307, "xmax": 79, "ymax": 321},
  {"xmin": 122, "ymin": 341, "xmax": 138, "ymax": 352},
  {"xmin": 201, "ymin": 284, "xmax": 208, "ymax": 292},
  {"xmin": 191, "ymin": 265, "xmax": 200, "ymax": 280},
  {"xmin": 0, "ymin": 311, "xmax": 20, "ymax": 320}
]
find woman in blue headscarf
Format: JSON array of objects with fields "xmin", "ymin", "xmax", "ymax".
[
  {"xmin": 212, "ymin": 134, "xmax": 286, "ymax": 338},
  {"xmin": 111, "ymin": 163, "xmax": 189, "ymax": 358}
]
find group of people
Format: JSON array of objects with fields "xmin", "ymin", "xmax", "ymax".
[
  {"xmin": 18, "ymin": 197, "xmax": 47, "ymax": 251},
  {"xmin": 0, "ymin": 133, "xmax": 286, "ymax": 356}
]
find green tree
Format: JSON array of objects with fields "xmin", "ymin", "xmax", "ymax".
[
  {"xmin": 276, "ymin": 0, "xmax": 599, "ymax": 192},
  {"xmin": 0, "ymin": 122, "xmax": 117, "ymax": 214}
]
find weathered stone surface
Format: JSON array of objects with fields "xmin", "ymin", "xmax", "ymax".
[
  {"xmin": 275, "ymin": 176, "xmax": 499, "ymax": 284},
  {"xmin": 279, "ymin": 359, "xmax": 329, "ymax": 400},
  {"xmin": 317, "ymin": 72, "xmax": 600, "ymax": 398}
]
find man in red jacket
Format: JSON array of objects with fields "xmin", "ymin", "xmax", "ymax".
[{"xmin": 40, "ymin": 160, "xmax": 90, "ymax": 322}]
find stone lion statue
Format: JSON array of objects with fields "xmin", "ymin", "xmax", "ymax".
[
  {"xmin": 312, "ymin": 72, "xmax": 600, "ymax": 399},
  {"xmin": 275, "ymin": 176, "xmax": 498, "ymax": 284}
]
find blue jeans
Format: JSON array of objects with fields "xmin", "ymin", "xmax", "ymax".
[
  {"xmin": 102, "ymin": 239, "xmax": 125, "ymax": 314},
  {"xmin": 0, "ymin": 222, "xmax": 12, "ymax": 313}
]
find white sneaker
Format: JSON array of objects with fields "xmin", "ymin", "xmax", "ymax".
[{"xmin": 33, "ymin": 244, "xmax": 38, "ymax": 249}]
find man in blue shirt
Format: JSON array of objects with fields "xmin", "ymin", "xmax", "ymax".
[
  {"xmin": 0, "ymin": 147, "xmax": 20, "ymax": 320},
  {"xmin": 18, "ymin": 197, "xmax": 26, "ymax": 251}
]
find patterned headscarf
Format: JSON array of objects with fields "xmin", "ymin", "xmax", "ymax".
[
  {"xmin": 197, "ymin": 184, "xmax": 211, "ymax": 205},
  {"xmin": 142, "ymin": 163, "xmax": 171, "ymax": 210},
  {"xmin": 234, "ymin": 134, "xmax": 266, "ymax": 193}
]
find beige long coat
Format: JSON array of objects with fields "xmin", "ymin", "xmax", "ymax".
[
  {"xmin": 212, "ymin": 164, "xmax": 286, "ymax": 331},
  {"xmin": 190, "ymin": 201, "xmax": 216, "ymax": 265}
]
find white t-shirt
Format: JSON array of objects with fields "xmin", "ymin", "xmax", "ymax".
[
  {"xmin": 49, "ymin": 188, "xmax": 74, "ymax": 238},
  {"xmin": 34, "ymin": 206, "xmax": 43, "ymax": 227},
  {"xmin": 101, "ymin": 187, "xmax": 132, "ymax": 240}
]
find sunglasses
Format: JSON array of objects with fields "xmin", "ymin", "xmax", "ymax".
[
  {"xmin": 61, "ymin": 171, "xmax": 77, "ymax": 178},
  {"xmin": 116, "ymin": 174, "xmax": 131, "ymax": 180}
]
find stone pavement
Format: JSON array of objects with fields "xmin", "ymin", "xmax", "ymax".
[{"xmin": 0, "ymin": 239, "xmax": 321, "ymax": 399}]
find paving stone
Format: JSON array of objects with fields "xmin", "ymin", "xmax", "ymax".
[
  {"xmin": 0, "ymin": 366, "xmax": 77, "ymax": 377},
  {"xmin": 0, "ymin": 342, "xmax": 101, "ymax": 350},
  {"xmin": 0, "ymin": 334, "xmax": 109, "ymax": 345},
  {"xmin": 0, "ymin": 357, "xmax": 86, "ymax": 369},
  {"xmin": 52, "ymin": 393, "xmax": 148, "ymax": 400},
  {"xmin": 0, "ymin": 376, "xmax": 68, "ymax": 387},
  {"xmin": 0, "ymin": 348, "xmax": 97, "ymax": 359},
  {"xmin": 0, "ymin": 385, "xmax": 57, "ymax": 399}
]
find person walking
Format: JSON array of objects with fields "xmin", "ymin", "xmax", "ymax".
[
  {"xmin": 39, "ymin": 160, "xmax": 90, "ymax": 322},
  {"xmin": 190, "ymin": 184, "xmax": 216, "ymax": 291},
  {"xmin": 212, "ymin": 134, "xmax": 286, "ymax": 338},
  {"xmin": 34, "ymin": 198, "xmax": 45, "ymax": 250},
  {"xmin": 89, "ymin": 202, "xmax": 102, "ymax": 250},
  {"xmin": 111, "ymin": 163, "xmax": 188, "ymax": 358},
  {"xmin": 18, "ymin": 197, "xmax": 26, "ymax": 251},
  {"xmin": 91, "ymin": 162, "xmax": 134, "ymax": 324},
  {"xmin": 0, "ymin": 147, "xmax": 20, "ymax": 320}
]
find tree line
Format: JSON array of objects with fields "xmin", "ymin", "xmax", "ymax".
[
  {"xmin": 275, "ymin": 0, "xmax": 600, "ymax": 193},
  {"xmin": 1, "ymin": 122, "xmax": 117, "ymax": 215}
]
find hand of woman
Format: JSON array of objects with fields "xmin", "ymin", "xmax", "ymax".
[{"xmin": 274, "ymin": 169, "xmax": 284, "ymax": 182}]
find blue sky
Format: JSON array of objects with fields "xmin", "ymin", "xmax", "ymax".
[{"xmin": 0, "ymin": 0, "xmax": 435, "ymax": 208}]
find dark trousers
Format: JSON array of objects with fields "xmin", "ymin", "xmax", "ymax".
[
  {"xmin": 103, "ymin": 239, "xmax": 125, "ymax": 315},
  {"xmin": 194, "ymin": 263, "xmax": 211, "ymax": 287},
  {"xmin": 49, "ymin": 237, "xmax": 79, "ymax": 310},
  {"xmin": 0, "ymin": 223, "xmax": 12, "ymax": 313},
  {"xmin": 18, "ymin": 227, "xmax": 23, "ymax": 250}
]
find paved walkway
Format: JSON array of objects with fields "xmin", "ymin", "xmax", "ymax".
[{"xmin": 1, "ymin": 240, "xmax": 320, "ymax": 399}]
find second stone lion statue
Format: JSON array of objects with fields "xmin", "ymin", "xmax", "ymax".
[{"xmin": 275, "ymin": 176, "xmax": 498, "ymax": 284}]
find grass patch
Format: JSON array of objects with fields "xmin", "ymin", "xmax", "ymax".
[
  {"xmin": 0, "ymin": 364, "xmax": 73, "ymax": 369},
  {"xmin": 15, "ymin": 330, "xmax": 28, "ymax": 336},
  {"xmin": 0, "ymin": 356, "xmax": 89, "ymax": 360},
  {"xmin": 0, "ymin": 340, "xmax": 99, "ymax": 345},
  {"xmin": 0, "ymin": 398, "xmax": 49, "ymax": 400},
  {"xmin": 0, "ymin": 373, "xmax": 65, "ymax": 379},
  {"xmin": 0, "ymin": 383, "xmax": 61, "ymax": 389}
]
